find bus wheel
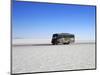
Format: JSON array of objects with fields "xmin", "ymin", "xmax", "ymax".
[{"xmin": 63, "ymin": 43, "xmax": 67, "ymax": 45}]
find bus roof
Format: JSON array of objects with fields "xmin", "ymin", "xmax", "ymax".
[{"xmin": 53, "ymin": 33, "xmax": 74, "ymax": 36}]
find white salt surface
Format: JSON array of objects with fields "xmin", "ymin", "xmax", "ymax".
[
  {"xmin": 12, "ymin": 39, "xmax": 95, "ymax": 45},
  {"xmin": 12, "ymin": 41, "xmax": 95, "ymax": 74}
]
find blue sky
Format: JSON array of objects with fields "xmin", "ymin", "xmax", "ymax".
[{"xmin": 12, "ymin": 0, "xmax": 96, "ymax": 40}]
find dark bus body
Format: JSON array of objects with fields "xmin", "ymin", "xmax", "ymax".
[{"xmin": 51, "ymin": 33, "xmax": 75, "ymax": 45}]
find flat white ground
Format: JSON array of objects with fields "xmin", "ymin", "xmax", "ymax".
[{"xmin": 12, "ymin": 42, "xmax": 95, "ymax": 74}]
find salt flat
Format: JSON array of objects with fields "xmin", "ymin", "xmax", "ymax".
[{"xmin": 12, "ymin": 43, "xmax": 95, "ymax": 74}]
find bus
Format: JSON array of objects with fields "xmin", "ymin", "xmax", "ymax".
[{"xmin": 51, "ymin": 33, "xmax": 75, "ymax": 45}]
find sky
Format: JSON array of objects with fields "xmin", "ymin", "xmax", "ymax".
[{"xmin": 12, "ymin": 0, "xmax": 96, "ymax": 40}]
